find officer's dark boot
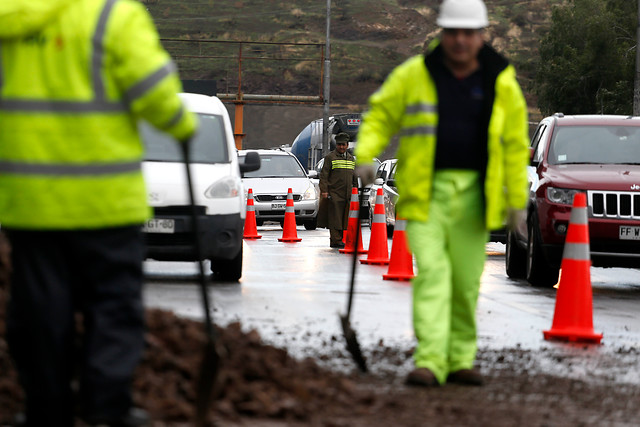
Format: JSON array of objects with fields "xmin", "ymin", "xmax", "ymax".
[{"xmin": 329, "ymin": 228, "xmax": 345, "ymax": 248}]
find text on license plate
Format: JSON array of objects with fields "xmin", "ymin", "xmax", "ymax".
[
  {"xmin": 271, "ymin": 203, "xmax": 286, "ymax": 210},
  {"xmin": 143, "ymin": 219, "xmax": 175, "ymax": 234},
  {"xmin": 619, "ymin": 226, "xmax": 640, "ymax": 240}
]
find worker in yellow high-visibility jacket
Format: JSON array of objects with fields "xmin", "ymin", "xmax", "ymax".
[
  {"xmin": 355, "ymin": 0, "xmax": 529, "ymax": 388},
  {"xmin": 0, "ymin": 0, "xmax": 198, "ymax": 425}
]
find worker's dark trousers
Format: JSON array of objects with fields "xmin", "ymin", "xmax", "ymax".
[{"xmin": 5, "ymin": 226, "xmax": 145, "ymax": 426}]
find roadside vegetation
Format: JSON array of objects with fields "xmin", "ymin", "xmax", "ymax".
[
  {"xmin": 144, "ymin": 0, "xmax": 639, "ymax": 118},
  {"xmin": 143, "ymin": 0, "xmax": 560, "ymax": 111},
  {"xmin": 535, "ymin": 0, "xmax": 637, "ymax": 115}
]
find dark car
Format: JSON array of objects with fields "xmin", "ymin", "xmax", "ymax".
[
  {"xmin": 368, "ymin": 159, "xmax": 398, "ymax": 238},
  {"xmin": 506, "ymin": 114, "xmax": 640, "ymax": 287}
]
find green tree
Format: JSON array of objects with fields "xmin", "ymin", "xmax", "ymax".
[{"xmin": 534, "ymin": 0, "xmax": 636, "ymax": 115}]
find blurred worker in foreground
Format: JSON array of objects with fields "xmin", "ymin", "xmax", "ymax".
[
  {"xmin": 355, "ymin": 0, "xmax": 529, "ymax": 387},
  {"xmin": 318, "ymin": 132, "xmax": 357, "ymax": 248},
  {"xmin": 0, "ymin": 0, "xmax": 198, "ymax": 425}
]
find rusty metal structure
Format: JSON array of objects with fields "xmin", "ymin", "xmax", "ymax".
[{"xmin": 161, "ymin": 38, "xmax": 327, "ymax": 149}]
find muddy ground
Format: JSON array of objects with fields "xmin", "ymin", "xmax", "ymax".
[{"xmin": 1, "ymin": 233, "xmax": 639, "ymax": 426}]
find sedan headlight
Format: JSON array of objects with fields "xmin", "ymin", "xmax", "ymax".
[
  {"xmin": 546, "ymin": 187, "xmax": 582, "ymax": 205},
  {"xmin": 204, "ymin": 176, "xmax": 241, "ymax": 198},
  {"xmin": 303, "ymin": 183, "xmax": 318, "ymax": 200}
]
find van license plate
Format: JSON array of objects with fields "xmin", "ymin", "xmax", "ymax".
[
  {"xmin": 271, "ymin": 203, "xmax": 286, "ymax": 210},
  {"xmin": 143, "ymin": 219, "xmax": 175, "ymax": 234},
  {"xmin": 619, "ymin": 226, "xmax": 640, "ymax": 240}
]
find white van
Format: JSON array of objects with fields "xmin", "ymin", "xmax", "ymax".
[{"xmin": 140, "ymin": 93, "xmax": 260, "ymax": 281}]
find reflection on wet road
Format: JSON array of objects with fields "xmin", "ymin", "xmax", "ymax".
[{"xmin": 143, "ymin": 225, "xmax": 640, "ymax": 382}]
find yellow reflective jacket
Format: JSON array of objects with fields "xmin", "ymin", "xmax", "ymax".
[
  {"xmin": 355, "ymin": 43, "xmax": 529, "ymax": 230},
  {"xmin": 0, "ymin": 0, "xmax": 197, "ymax": 229}
]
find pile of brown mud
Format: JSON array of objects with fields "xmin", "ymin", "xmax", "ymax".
[
  {"xmin": 1, "ymin": 232, "xmax": 640, "ymax": 426},
  {"xmin": 0, "ymin": 233, "xmax": 375, "ymax": 425}
]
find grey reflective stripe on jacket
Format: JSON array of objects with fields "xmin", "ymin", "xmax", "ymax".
[
  {"xmin": 166, "ymin": 104, "xmax": 185, "ymax": 128},
  {"xmin": 92, "ymin": 0, "xmax": 118, "ymax": 100},
  {"xmin": 405, "ymin": 103, "xmax": 437, "ymax": 114},
  {"xmin": 0, "ymin": 160, "xmax": 142, "ymax": 176},
  {"xmin": 0, "ymin": 99, "xmax": 126, "ymax": 113},
  {"xmin": 398, "ymin": 125, "xmax": 437, "ymax": 137},
  {"xmin": 125, "ymin": 61, "xmax": 177, "ymax": 104},
  {"xmin": 399, "ymin": 102, "xmax": 437, "ymax": 137}
]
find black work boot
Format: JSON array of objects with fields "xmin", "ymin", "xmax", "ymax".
[
  {"xmin": 406, "ymin": 367, "xmax": 440, "ymax": 387},
  {"xmin": 446, "ymin": 369, "xmax": 484, "ymax": 386}
]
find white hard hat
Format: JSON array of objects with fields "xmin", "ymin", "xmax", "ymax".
[{"xmin": 436, "ymin": 0, "xmax": 489, "ymax": 29}]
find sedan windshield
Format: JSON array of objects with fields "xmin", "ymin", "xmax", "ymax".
[
  {"xmin": 242, "ymin": 155, "xmax": 306, "ymax": 178},
  {"xmin": 141, "ymin": 113, "xmax": 229, "ymax": 164},
  {"xmin": 548, "ymin": 125, "xmax": 640, "ymax": 165}
]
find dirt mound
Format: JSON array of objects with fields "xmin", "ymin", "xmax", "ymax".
[
  {"xmin": 137, "ymin": 310, "xmax": 376, "ymax": 425},
  {"xmin": 2, "ymin": 232, "xmax": 640, "ymax": 426},
  {"xmin": 0, "ymin": 233, "xmax": 375, "ymax": 425}
]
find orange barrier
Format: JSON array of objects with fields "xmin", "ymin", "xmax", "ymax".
[
  {"xmin": 243, "ymin": 188, "xmax": 262, "ymax": 240},
  {"xmin": 340, "ymin": 187, "xmax": 368, "ymax": 254},
  {"xmin": 383, "ymin": 218, "xmax": 414, "ymax": 281},
  {"xmin": 543, "ymin": 192, "xmax": 603, "ymax": 344},
  {"xmin": 278, "ymin": 188, "xmax": 302, "ymax": 243},
  {"xmin": 360, "ymin": 188, "xmax": 389, "ymax": 265}
]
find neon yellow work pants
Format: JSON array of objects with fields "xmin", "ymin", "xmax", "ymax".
[{"xmin": 406, "ymin": 169, "xmax": 488, "ymax": 384}]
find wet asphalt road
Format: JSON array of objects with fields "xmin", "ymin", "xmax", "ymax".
[{"xmin": 143, "ymin": 224, "xmax": 640, "ymax": 383}]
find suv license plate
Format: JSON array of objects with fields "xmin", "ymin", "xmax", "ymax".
[
  {"xmin": 271, "ymin": 203, "xmax": 286, "ymax": 210},
  {"xmin": 619, "ymin": 226, "xmax": 640, "ymax": 240},
  {"xmin": 143, "ymin": 219, "xmax": 175, "ymax": 234}
]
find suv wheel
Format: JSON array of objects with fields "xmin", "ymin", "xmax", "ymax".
[
  {"xmin": 505, "ymin": 230, "xmax": 526, "ymax": 279},
  {"xmin": 304, "ymin": 217, "xmax": 317, "ymax": 230},
  {"xmin": 211, "ymin": 244, "xmax": 243, "ymax": 282},
  {"xmin": 526, "ymin": 217, "xmax": 559, "ymax": 287}
]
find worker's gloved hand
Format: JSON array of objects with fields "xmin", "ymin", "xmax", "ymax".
[
  {"xmin": 506, "ymin": 208, "xmax": 527, "ymax": 232},
  {"xmin": 355, "ymin": 163, "xmax": 376, "ymax": 187}
]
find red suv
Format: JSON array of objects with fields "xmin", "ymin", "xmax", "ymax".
[{"xmin": 506, "ymin": 114, "xmax": 640, "ymax": 287}]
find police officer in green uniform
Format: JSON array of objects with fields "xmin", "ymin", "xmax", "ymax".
[
  {"xmin": 0, "ymin": 0, "xmax": 198, "ymax": 425},
  {"xmin": 355, "ymin": 0, "xmax": 529, "ymax": 387},
  {"xmin": 318, "ymin": 132, "xmax": 357, "ymax": 248}
]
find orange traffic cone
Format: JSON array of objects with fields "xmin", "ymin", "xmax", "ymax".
[
  {"xmin": 360, "ymin": 188, "xmax": 389, "ymax": 265},
  {"xmin": 383, "ymin": 218, "xmax": 414, "ymax": 281},
  {"xmin": 543, "ymin": 192, "xmax": 603, "ymax": 344},
  {"xmin": 243, "ymin": 188, "xmax": 262, "ymax": 240},
  {"xmin": 278, "ymin": 188, "xmax": 302, "ymax": 243},
  {"xmin": 340, "ymin": 187, "xmax": 367, "ymax": 254}
]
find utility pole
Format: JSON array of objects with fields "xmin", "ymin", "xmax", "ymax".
[
  {"xmin": 635, "ymin": 0, "xmax": 640, "ymax": 115},
  {"xmin": 322, "ymin": 0, "xmax": 331, "ymax": 156}
]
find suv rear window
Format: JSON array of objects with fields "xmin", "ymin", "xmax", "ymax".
[
  {"xmin": 141, "ymin": 113, "xmax": 229, "ymax": 163},
  {"xmin": 241, "ymin": 155, "xmax": 306, "ymax": 178},
  {"xmin": 548, "ymin": 125, "xmax": 640, "ymax": 165}
]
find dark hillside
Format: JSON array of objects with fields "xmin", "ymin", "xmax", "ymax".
[{"xmin": 145, "ymin": 0, "xmax": 558, "ymax": 149}]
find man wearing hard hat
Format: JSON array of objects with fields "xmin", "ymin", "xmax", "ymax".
[{"xmin": 355, "ymin": 0, "xmax": 529, "ymax": 387}]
